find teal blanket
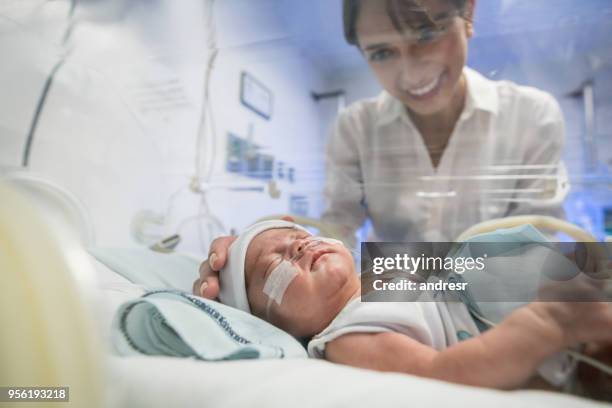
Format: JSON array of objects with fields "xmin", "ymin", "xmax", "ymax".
[{"xmin": 112, "ymin": 290, "xmax": 307, "ymax": 360}]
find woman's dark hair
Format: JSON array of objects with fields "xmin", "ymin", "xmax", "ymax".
[{"xmin": 343, "ymin": 0, "xmax": 469, "ymax": 46}]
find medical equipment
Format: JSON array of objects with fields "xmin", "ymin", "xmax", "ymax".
[
  {"xmin": 22, "ymin": 0, "xmax": 77, "ymax": 167},
  {"xmin": 456, "ymin": 215, "xmax": 598, "ymax": 243},
  {"xmin": 149, "ymin": 234, "xmax": 182, "ymax": 253},
  {"xmin": 2, "ymin": 171, "xmax": 95, "ymax": 246},
  {"xmin": 567, "ymin": 81, "xmax": 598, "ymax": 172},
  {"xmin": 532, "ymin": 164, "xmax": 571, "ymax": 209},
  {"xmin": 130, "ymin": 0, "xmax": 228, "ymax": 253},
  {"xmin": 145, "ymin": 0, "xmax": 288, "ymax": 253},
  {"xmin": 456, "ymin": 215, "xmax": 612, "ymax": 280},
  {"xmin": 182, "ymin": 0, "xmax": 227, "ymax": 252},
  {"xmin": 416, "ymin": 163, "xmax": 571, "ymax": 207}
]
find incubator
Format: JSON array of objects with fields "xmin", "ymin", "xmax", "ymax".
[{"xmin": 1, "ymin": 0, "xmax": 612, "ymax": 406}]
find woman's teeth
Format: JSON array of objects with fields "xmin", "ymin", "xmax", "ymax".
[{"xmin": 409, "ymin": 75, "xmax": 441, "ymax": 96}]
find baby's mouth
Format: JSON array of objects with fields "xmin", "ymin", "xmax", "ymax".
[{"xmin": 310, "ymin": 249, "xmax": 333, "ymax": 269}]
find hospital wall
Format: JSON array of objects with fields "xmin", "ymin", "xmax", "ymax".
[
  {"xmin": 190, "ymin": 0, "xmax": 329, "ymax": 251},
  {"xmin": 0, "ymin": 0, "xmax": 329, "ymax": 254}
]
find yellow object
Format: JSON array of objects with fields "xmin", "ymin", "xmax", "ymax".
[
  {"xmin": 0, "ymin": 182, "xmax": 105, "ymax": 407},
  {"xmin": 456, "ymin": 215, "xmax": 610, "ymax": 281},
  {"xmin": 455, "ymin": 215, "xmax": 598, "ymax": 243}
]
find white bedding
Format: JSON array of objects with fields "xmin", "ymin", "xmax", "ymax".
[
  {"xmin": 94, "ymin": 258, "xmax": 609, "ymax": 408},
  {"xmin": 108, "ymin": 357, "xmax": 606, "ymax": 408}
]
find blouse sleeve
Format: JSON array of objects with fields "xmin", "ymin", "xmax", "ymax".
[
  {"xmin": 505, "ymin": 93, "xmax": 568, "ymax": 220},
  {"xmin": 321, "ymin": 110, "xmax": 368, "ymax": 246}
]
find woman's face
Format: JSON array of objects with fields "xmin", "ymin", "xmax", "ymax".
[
  {"xmin": 356, "ymin": 0, "xmax": 474, "ymax": 116},
  {"xmin": 244, "ymin": 228, "xmax": 359, "ymax": 337}
]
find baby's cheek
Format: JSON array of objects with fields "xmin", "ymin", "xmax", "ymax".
[
  {"xmin": 284, "ymin": 274, "xmax": 310, "ymax": 299},
  {"xmin": 318, "ymin": 262, "xmax": 351, "ymax": 293},
  {"xmin": 247, "ymin": 286, "xmax": 268, "ymax": 319},
  {"xmin": 282, "ymin": 275, "xmax": 321, "ymax": 310}
]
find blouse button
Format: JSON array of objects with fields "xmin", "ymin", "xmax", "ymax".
[{"xmin": 457, "ymin": 330, "xmax": 472, "ymax": 341}]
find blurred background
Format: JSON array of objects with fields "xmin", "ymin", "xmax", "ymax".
[{"xmin": 1, "ymin": 0, "xmax": 611, "ymax": 255}]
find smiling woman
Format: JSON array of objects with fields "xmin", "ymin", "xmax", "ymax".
[
  {"xmin": 196, "ymin": 0, "xmax": 572, "ymax": 351},
  {"xmin": 314, "ymin": 0, "xmax": 568, "ymax": 245},
  {"xmin": 342, "ymin": 0, "xmax": 473, "ymax": 137}
]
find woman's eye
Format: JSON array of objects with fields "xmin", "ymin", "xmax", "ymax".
[
  {"xmin": 416, "ymin": 27, "xmax": 446, "ymax": 43},
  {"xmin": 369, "ymin": 49, "xmax": 395, "ymax": 62}
]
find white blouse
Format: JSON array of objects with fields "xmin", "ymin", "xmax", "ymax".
[{"xmin": 322, "ymin": 67, "xmax": 566, "ymax": 244}]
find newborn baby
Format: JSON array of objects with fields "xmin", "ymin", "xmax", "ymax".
[
  {"xmin": 218, "ymin": 220, "xmax": 612, "ymax": 394},
  {"xmin": 219, "ymin": 220, "xmax": 358, "ymax": 338}
]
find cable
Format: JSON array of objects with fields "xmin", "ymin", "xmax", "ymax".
[
  {"xmin": 151, "ymin": 0, "xmax": 224, "ymax": 253},
  {"xmin": 191, "ymin": 0, "xmax": 225, "ymax": 251},
  {"xmin": 566, "ymin": 349, "xmax": 612, "ymax": 376},
  {"xmin": 195, "ymin": 0, "xmax": 218, "ymax": 184},
  {"xmin": 22, "ymin": 0, "xmax": 78, "ymax": 167}
]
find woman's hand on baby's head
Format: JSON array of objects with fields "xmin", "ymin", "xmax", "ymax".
[
  {"xmin": 194, "ymin": 235, "xmax": 237, "ymax": 299},
  {"xmin": 193, "ymin": 216, "xmax": 296, "ymax": 299}
]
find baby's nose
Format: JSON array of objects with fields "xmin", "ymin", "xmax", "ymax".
[
  {"xmin": 290, "ymin": 237, "xmax": 317, "ymax": 260},
  {"xmin": 290, "ymin": 238, "xmax": 307, "ymax": 258}
]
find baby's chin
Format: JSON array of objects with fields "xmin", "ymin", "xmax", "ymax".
[
  {"xmin": 275, "ymin": 293, "xmax": 346, "ymax": 337},
  {"xmin": 281, "ymin": 308, "xmax": 338, "ymax": 338},
  {"xmin": 315, "ymin": 257, "xmax": 354, "ymax": 289}
]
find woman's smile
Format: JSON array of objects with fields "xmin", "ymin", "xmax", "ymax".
[{"xmin": 404, "ymin": 69, "xmax": 446, "ymax": 100}]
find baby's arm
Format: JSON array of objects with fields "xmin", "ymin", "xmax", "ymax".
[{"xmin": 326, "ymin": 302, "xmax": 612, "ymax": 389}]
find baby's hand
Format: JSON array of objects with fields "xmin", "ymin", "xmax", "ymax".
[{"xmin": 528, "ymin": 271, "xmax": 612, "ymax": 347}]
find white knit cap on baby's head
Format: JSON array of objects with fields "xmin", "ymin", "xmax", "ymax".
[{"xmin": 218, "ymin": 220, "xmax": 311, "ymax": 313}]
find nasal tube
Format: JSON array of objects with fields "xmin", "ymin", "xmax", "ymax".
[{"xmin": 262, "ymin": 236, "xmax": 345, "ymax": 319}]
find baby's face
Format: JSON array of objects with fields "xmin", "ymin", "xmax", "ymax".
[{"xmin": 244, "ymin": 228, "xmax": 359, "ymax": 337}]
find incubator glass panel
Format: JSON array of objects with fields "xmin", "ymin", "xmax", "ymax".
[{"xmin": 1, "ymin": 0, "xmax": 611, "ymax": 254}]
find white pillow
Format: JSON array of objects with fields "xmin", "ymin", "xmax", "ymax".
[{"xmin": 89, "ymin": 247, "xmax": 202, "ymax": 293}]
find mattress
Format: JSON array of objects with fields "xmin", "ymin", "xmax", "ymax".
[{"xmin": 94, "ymin": 258, "xmax": 609, "ymax": 408}]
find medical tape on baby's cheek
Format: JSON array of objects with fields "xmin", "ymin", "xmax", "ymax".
[
  {"xmin": 262, "ymin": 236, "xmax": 342, "ymax": 318},
  {"xmin": 263, "ymin": 260, "xmax": 299, "ymax": 315}
]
